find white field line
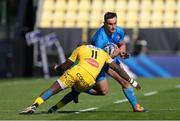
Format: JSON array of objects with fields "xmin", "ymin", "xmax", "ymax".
[
  {"xmin": 113, "ymin": 99, "xmax": 128, "ymax": 104},
  {"xmin": 75, "ymin": 91, "xmax": 159, "ymax": 114},
  {"xmin": 144, "ymin": 91, "xmax": 158, "ymax": 96},
  {"xmin": 75, "ymin": 107, "xmax": 98, "ymax": 114},
  {"xmin": 175, "ymin": 84, "xmax": 180, "ymax": 88}
]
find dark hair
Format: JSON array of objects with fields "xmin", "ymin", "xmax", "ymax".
[{"xmin": 104, "ymin": 12, "xmax": 117, "ymax": 22}]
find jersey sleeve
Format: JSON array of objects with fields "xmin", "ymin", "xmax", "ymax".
[{"xmin": 68, "ymin": 47, "xmax": 80, "ymax": 62}]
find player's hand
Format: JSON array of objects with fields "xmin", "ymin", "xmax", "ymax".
[
  {"xmin": 52, "ymin": 64, "xmax": 65, "ymax": 76},
  {"xmin": 111, "ymin": 47, "xmax": 120, "ymax": 58},
  {"xmin": 52, "ymin": 64, "xmax": 59, "ymax": 71},
  {"xmin": 120, "ymin": 52, "xmax": 130, "ymax": 59},
  {"xmin": 135, "ymin": 83, "xmax": 141, "ymax": 90}
]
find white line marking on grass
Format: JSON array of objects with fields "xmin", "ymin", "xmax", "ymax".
[
  {"xmin": 75, "ymin": 107, "xmax": 98, "ymax": 114},
  {"xmin": 144, "ymin": 91, "xmax": 158, "ymax": 96},
  {"xmin": 175, "ymin": 84, "xmax": 180, "ymax": 88},
  {"xmin": 113, "ymin": 99, "xmax": 128, "ymax": 104}
]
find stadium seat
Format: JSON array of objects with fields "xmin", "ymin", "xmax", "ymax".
[
  {"xmin": 139, "ymin": 11, "xmax": 151, "ymax": 28},
  {"xmin": 176, "ymin": 0, "xmax": 180, "ymax": 12},
  {"xmin": 38, "ymin": 0, "xmax": 180, "ymax": 29},
  {"xmin": 139, "ymin": 21, "xmax": 150, "ymax": 28},
  {"xmin": 140, "ymin": 0, "xmax": 152, "ymax": 12},
  {"xmin": 152, "ymin": 0, "xmax": 164, "ymax": 12},
  {"xmin": 175, "ymin": 10, "xmax": 180, "ymax": 27},
  {"xmin": 89, "ymin": 11, "xmax": 102, "ymax": 28},
  {"xmin": 164, "ymin": 0, "xmax": 176, "ymax": 12},
  {"xmin": 163, "ymin": 11, "xmax": 175, "ymax": 27},
  {"xmin": 175, "ymin": 21, "xmax": 180, "ymax": 27},
  {"xmin": 91, "ymin": 0, "xmax": 103, "ymax": 12},
  {"xmin": 52, "ymin": 11, "xmax": 65, "ymax": 27},
  {"xmin": 76, "ymin": 21, "xmax": 88, "ymax": 28},
  {"xmin": 103, "ymin": 0, "xmax": 116, "ymax": 13},
  {"xmin": 53, "ymin": 11, "xmax": 65, "ymax": 21},
  {"xmin": 39, "ymin": 21, "xmax": 52, "ymax": 28},
  {"xmin": 125, "ymin": 21, "xmax": 138, "ymax": 28},
  {"xmin": 89, "ymin": 11, "xmax": 102, "ymax": 23},
  {"xmin": 77, "ymin": 11, "xmax": 89, "ymax": 22},
  {"xmin": 163, "ymin": 0, "xmax": 176, "ymax": 27},
  {"xmin": 42, "ymin": 0, "xmax": 55, "ymax": 12},
  {"xmin": 89, "ymin": 21, "xmax": 102, "ymax": 28},
  {"xmin": 52, "ymin": 21, "xmax": 64, "ymax": 28},
  {"xmin": 40, "ymin": 11, "xmax": 53, "ymax": 28},
  {"xmin": 54, "ymin": 0, "xmax": 67, "ymax": 12},
  {"xmin": 64, "ymin": 21, "xmax": 76, "ymax": 28},
  {"xmin": 116, "ymin": 0, "xmax": 127, "ymax": 12},
  {"xmin": 163, "ymin": 21, "xmax": 175, "ymax": 28},
  {"xmin": 78, "ymin": 0, "xmax": 90, "ymax": 12},
  {"xmin": 76, "ymin": 11, "xmax": 89, "ymax": 28},
  {"xmin": 151, "ymin": 11, "xmax": 163, "ymax": 28},
  {"xmin": 66, "ymin": 0, "xmax": 78, "ymax": 12},
  {"xmin": 126, "ymin": 0, "xmax": 139, "ymax": 28},
  {"xmin": 64, "ymin": 11, "xmax": 77, "ymax": 27},
  {"xmin": 127, "ymin": 0, "xmax": 139, "ymax": 12},
  {"xmin": 126, "ymin": 10, "xmax": 138, "ymax": 28},
  {"xmin": 117, "ymin": 12, "xmax": 126, "ymax": 26},
  {"xmin": 126, "ymin": 11, "xmax": 138, "ymax": 26}
]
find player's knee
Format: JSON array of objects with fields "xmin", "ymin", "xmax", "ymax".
[
  {"xmin": 99, "ymin": 88, "xmax": 108, "ymax": 95},
  {"xmin": 101, "ymin": 90, "xmax": 108, "ymax": 95},
  {"xmin": 96, "ymin": 80, "xmax": 109, "ymax": 95}
]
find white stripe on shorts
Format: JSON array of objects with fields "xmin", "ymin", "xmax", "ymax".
[{"xmin": 57, "ymin": 79, "xmax": 66, "ymax": 89}]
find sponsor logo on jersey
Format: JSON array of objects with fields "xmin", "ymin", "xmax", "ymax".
[
  {"xmin": 76, "ymin": 73, "xmax": 90, "ymax": 88},
  {"xmin": 85, "ymin": 58, "xmax": 99, "ymax": 68}
]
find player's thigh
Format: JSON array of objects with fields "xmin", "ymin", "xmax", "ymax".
[
  {"xmin": 58, "ymin": 72, "xmax": 75, "ymax": 89},
  {"xmin": 74, "ymin": 72, "xmax": 95, "ymax": 92},
  {"xmin": 96, "ymin": 67, "xmax": 109, "ymax": 94},
  {"xmin": 96, "ymin": 79, "xmax": 109, "ymax": 95}
]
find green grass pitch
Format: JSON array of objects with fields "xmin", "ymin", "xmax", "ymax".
[{"xmin": 0, "ymin": 77, "xmax": 180, "ymax": 120}]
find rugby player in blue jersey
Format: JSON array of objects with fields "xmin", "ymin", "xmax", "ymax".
[
  {"xmin": 88, "ymin": 12, "xmax": 146, "ymax": 112},
  {"xmin": 48, "ymin": 12, "xmax": 147, "ymax": 113}
]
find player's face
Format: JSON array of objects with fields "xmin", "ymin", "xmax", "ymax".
[{"xmin": 104, "ymin": 17, "xmax": 117, "ymax": 35}]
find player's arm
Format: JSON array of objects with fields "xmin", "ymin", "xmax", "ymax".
[
  {"xmin": 54, "ymin": 46, "xmax": 80, "ymax": 75},
  {"xmin": 53, "ymin": 59, "xmax": 74, "ymax": 76},
  {"xmin": 108, "ymin": 61, "xmax": 141, "ymax": 90}
]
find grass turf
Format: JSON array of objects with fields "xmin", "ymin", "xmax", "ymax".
[{"xmin": 0, "ymin": 77, "xmax": 180, "ymax": 120}]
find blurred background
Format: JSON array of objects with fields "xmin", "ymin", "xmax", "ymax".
[{"xmin": 0, "ymin": 0, "xmax": 180, "ymax": 79}]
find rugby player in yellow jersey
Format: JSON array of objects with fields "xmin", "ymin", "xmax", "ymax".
[
  {"xmin": 47, "ymin": 43, "xmax": 143, "ymax": 113},
  {"xmin": 20, "ymin": 44, "xmax": 140, "ymax": 114}
]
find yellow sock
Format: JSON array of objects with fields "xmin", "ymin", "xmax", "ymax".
[
  {"xmin": 34, "ymin": 97, "xmax": 44, "ymax": 106},
  {"xmin": 56, "ymin": 101, "xmax": 65, "ymax": 109}
]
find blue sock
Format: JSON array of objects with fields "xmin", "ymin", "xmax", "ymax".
[
  {"xmin": 123, "ymin": 87, "xmax": 137, "ymax": 109},
  {"xmin": 41, "ymin": 89, "xmax": 53, "ymax": 101}
]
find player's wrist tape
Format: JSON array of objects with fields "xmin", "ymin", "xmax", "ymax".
[{"xmin": 129, "ymin": 79, "xmax": 138, "ymax": 87}]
